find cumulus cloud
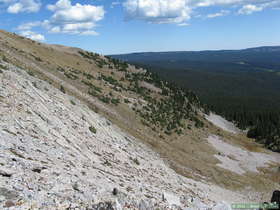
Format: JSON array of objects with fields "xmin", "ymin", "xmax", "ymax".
[
  {"xmin": 20, "ymin": 30, "xmax": 45, "ymax": 41},
  {"xmin": 44, "ymin": 0, "xmax": 105, "ymax": 35},
  {"xmin": 238, "ymin": 4, "xmax": 263, "ymax": 14},
  {"xmin": 7, "ymin": 0, "xmax": 40, "ymax": 13},
  {"xmin": 123, "ymin": 0, "xmax": 192, "ymax": 24},
  {"xmin": 123, "ymin": 0, "xmax": 280, "ymax": 24}
]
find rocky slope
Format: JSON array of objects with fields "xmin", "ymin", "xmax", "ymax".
[
  {"xmin": 0, "ymin": 30, "xmax": 280, "ymax": 209},
  {"xmin": 0, "ymin": 59, "xmax": 237, "ymax": 209}
]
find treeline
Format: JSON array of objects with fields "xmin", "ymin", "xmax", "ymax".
[
  {"xmin": 110, "ymin": 50, "xmax": 280, "ymax": 153},
  {"xmin": 213, "ymin": 107, "xmax": 280, "ymax": 152},
  {"xmin": 129, "ymin": 63, "xmax": 280, "ymax": 153}
]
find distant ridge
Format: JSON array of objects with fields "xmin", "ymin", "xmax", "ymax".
[{"xmin": 110, "ymin": 46, "xmax": 280, "ymax": 56}]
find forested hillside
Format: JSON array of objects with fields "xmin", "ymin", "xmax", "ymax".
[{"xmin": 111, "ymin": 47, "xmax": 280, "ymax": 152}]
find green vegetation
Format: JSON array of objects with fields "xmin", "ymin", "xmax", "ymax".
[
  {"xmin": 112, "ymin": 48, "xmax": 280, "ymax": 152},
  {"xmin": 58, "ymin": 67, "xmax": 81, "ymax": 80},
  {"xmin": 82, "ymin": 80, "xmax": 102, "ymax": 93},
  {"xmin": 2, "ymin": 55, "xmax": 8, "ymax": 62},
  {"xmin": 98, "ymin": 95, "xmax": 111, "ymax": 104},
  {"xmin": 133, "ymin": 158, "xmax": 140, "ymax": 165},
  {"xmin": 32, "ymin": 82, "xmax": 38, "ymax": 88},
  {"xmin": 79, "ymin": 50, "xmax": 129, "ymax": 72},
  {"xmin": 78, "ymin": 51, "xmax": 205, "ymax": 136},
  {"xmin": 27, "ymin": 71, "xmax": 34, "ymax": 76},
  {"xmin": 89, "ymin": 126, "xmax": 97, "ymax": 134},
  {"xmin": 83, "ymin": 78, "xmax": 121, "ymax": 106},
  {"xmin": 70, "ymin": 100, "xmax": 76, "ymax": 105},
  {"xmin": 60, "ymin": 85, "xmax": 66, "ymax": 94},
  {"xmin": 105, "ymin": 56, "xmax": 129, "ymax": 72},
  {"xmin": 0, "ymin": 64, "xmax": 8, "ymax": 70},
  {"xmin": 88, "ymin": 88, "xmax": 99, "ymax": 97},
  {"xmin": 123, "ymin": 68, "xmax": 203, "ymax": 134},
  {"xmin": 30, "ymin": 53, "xmax": 43, "ymax": 62},
  {"xmin": 57, "ymin": 66, "xmax": 65, "ymax": 72},
  {"xmin": 64, "ymin": 72, "xmax": 79, "ymax": 80},
  {"xmin": 83, "ymin": 72, "xmax": 95, "ymax": 80},
  {"xmin": 111, "ymin": 98, "xmax": 120, "ymax": 105},
  {"xmin": 78, "ymin": 51, "xmax": 107, "ymax": 68},
  {"xmin": 99, "ymin": 74, "xmax": 124, "ymax": 89},
  {"xmin": 35, "ymin": 56, "xmax": 42, "ymax": 62},
  {"xmin": 79, "ymin": 51, "xmax": 100, "ymax": 60},
  {"xmin": 246, "ymin": 113, "xmax": 280, "ymax": 152}
]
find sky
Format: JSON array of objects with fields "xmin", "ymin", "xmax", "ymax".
[{"xmin": 0, "ymin": 0, "xmax": 279, "ymax": 55}]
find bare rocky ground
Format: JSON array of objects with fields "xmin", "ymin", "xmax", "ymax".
[
  {"xmin": 0, "ymin": 60, "xmax": 241, "ymax": 209},
  {"xmin": 208, "ymin": 135, "xmax": 280, "ymax": 176}
]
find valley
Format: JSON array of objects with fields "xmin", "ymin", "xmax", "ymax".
[{"xmin": 112, "ymin": 48, "xmax": 280, "ymax": 153}]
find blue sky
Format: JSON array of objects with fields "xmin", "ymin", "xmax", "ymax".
[{"xmin": 0, "ymin": 0, "xmax": 279, "ymax": 54}]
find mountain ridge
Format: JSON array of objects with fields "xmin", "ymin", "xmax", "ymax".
[{"xmin": 110, "ymin": 46, "xmax": 280, "ymax": 56}]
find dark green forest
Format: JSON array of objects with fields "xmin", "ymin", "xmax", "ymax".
[{"xmin": 111, "ymin": 46, "xmax": 280, "ymax": 152}]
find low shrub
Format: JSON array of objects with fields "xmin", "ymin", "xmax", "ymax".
[
  {"xmin": 89, "ymin": 126, "xmax": 97, "ymax": 134},
  {"xmin": 60, "ymin": 85, "xmax": 66, "ymax": 94}
]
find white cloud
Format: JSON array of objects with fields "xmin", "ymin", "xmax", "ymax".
[
  {"xmin": 123, "ymin": 0, "xmax": 191, "ymax": 24},
  {"xmin": 8, "ymin": 3, "xmax": 22, "ymax": 13},
  {"xmin": 17, "ymin": 21, "xmax": 41, "ymax": 30},
  {"xmin": 194, "ymin": 0, "xmax": 244, "ymax": 7},
  {"xmin": 7, "ymin": 0, "xmax": 40, "ymax": 13},
  {"xmin": 238, "ymin": 4, "xmax": 263, "ymax": 14},
  {"xmin": 123, "ymin": 0, "xmax": 280, "ymax": 24},
  {"xmin": 80, "ymin": 30, "xmax": 99, "ymax": 36},
  {"xmin": 207, "ymin": 10, "xmax": 230, "ymax": 18},
  {"xmin": 46, "ymin": 0, "xmax": 70, "ymax": 11},
  {"xmin": 20, "ymin": 30, "xmax": 45, "ymax": 41},
  {"xmin": 44, "ymin": 0, "xmax": 105, "ymax": 35},
  {"xmin": 178, "ymin": 22, "xmax": 189, "ymax": 26}
]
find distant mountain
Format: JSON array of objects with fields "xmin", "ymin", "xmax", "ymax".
[{"xmin": 111, "ymin": 46, "xmax": 280, "ymax": 66}]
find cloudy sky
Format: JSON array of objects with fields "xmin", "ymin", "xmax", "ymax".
[{"xmin": 0, "ymin": 0, "xmax": 279, "ymax": 54}]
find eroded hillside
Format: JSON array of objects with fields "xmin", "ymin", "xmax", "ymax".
[
  {"xmin": 0, "ymin": 55, "xmax": 244, "ymax": 209},
  {"xmin": 0, "ymin": 30, "xmax": 280, "ymax": 209}
]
